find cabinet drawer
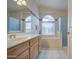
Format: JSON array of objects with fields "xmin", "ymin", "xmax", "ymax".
[
  {"xmin": 17, "ymin": 48, "xmax": 29, "ymax": 59},
  {"xmin": 8, "ymin": 41, "xmax": 29, "ymax": 56}
]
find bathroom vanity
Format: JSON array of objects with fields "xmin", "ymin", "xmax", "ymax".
[{"xmin": 7, "ymin": 35, "xmax": 40, "ymax": 59}]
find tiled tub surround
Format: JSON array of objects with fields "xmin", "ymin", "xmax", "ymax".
[{"xmin": 39, "ymin": 34, "xmax": 61, "ymax": 50}]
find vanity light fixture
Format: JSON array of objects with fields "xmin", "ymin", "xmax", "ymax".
[
  {"xmin": 13, "ymin": 0, "xmax": 27, "ymax": 6},
  {"xmin": 17, "ymin": 0, "xmax": 22, "ymax": 6},
  {"xmin": 21, "ymin": 0, "xmax": 27, "ymax": 6}
]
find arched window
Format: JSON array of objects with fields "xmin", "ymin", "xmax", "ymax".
[
  {"xmin": 25, "ymin": 16, "xmax": 31, "ymax": 33},
  {"xmin": 42, "ymin": 15, "xmax": 55, "ymax": 21},
  {"xmin": 41, "ymin": 15, "xmax": 55, "ymax": 35},
  {"xmin": 25, "ymin": 16, "xmax": 31, "ymax": 21}
]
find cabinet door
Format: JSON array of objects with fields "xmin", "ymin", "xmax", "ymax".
[
  {"xmin": 17, "ymin": 49, "xmax": 29, "ymax": 59},
  {"xmin": 30, "ymin": 45, "xmax": 35, "ymax": 59},
  {"xmin": 38, "ymin": 39, "xmax": 41, "ymax": 52},
  {"xmin": 30, "ymin": 43, "xmax": 38, "ymax": 59},
  {"xmin": 35, "ymin": 43, "xmax": 38, "ymax": 58}
]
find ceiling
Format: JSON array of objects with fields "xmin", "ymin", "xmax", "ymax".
[
  {"xmin": 35, "ymin": 0, "xmax": 68, "ymax": 11},
  {"xmin": 7, "ymin": 0, "xmax": 28, "ymax": 11},
  {"xmin": 7, "ymin": 0, "xmax": 68, "ymax": 11}
]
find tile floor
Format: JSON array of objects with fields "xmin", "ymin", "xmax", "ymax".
[{"xmin": 38, "ymin": 50, "xmax": 67, "ymax": 59}]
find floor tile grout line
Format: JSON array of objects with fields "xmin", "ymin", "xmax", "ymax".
[{"xmin": 37, "ymin": 50, "xmax": 67, "ymax": 59}]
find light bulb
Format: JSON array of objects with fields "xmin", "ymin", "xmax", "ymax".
[
  {"xmin": 17, "ymin": 1, "xmax": 22, "ymax": 6},
  {"xmin": 13, "ymin": 0, "xmax": 17, "ymax": 2},
  {"xmin": 22, "ymin": 0, "xmax": 27, "ymax": 6}
]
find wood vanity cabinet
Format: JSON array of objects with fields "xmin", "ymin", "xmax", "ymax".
[
  {"xmin": 8, "ymin": 49, "xmax": 29, "ymax": 59},
  {"xmin": 7, "ymin": 36, "xmax": 39, "ymax": 59},
  {"xmin": 7, "ymin": 41, "xmax": 29, "ymax": 59}
]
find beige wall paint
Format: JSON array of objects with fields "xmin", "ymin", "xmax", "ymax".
[
  {"xmin": 39, "ymin": 5, "xmax": 68, "ymax": 19},
  {"xmin": 7, "ymin": 10, "xmax": 31, "ymax": 20},
  {"xmin": 27, "ymin": 0, "xmax": 39, "ymax": 18},
  {"xmin": 68, "ymin": 0, "xmax": 72, "ymax": 59},
  {"xmin": 67, "ymin": 33, "xmax": 72, "ymax": 59}
]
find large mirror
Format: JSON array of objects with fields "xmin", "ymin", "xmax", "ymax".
[{"xmin": 7, "ymin": 0, "xmax": 33, "ymax": 33}]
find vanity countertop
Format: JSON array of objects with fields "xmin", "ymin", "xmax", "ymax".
[{"xmin": 7, "ymin": 34, "xmax": 40, "ymax": 48}]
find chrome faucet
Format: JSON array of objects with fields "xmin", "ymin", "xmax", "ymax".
[{"xmin": 9, "ymin": 34, "xmax": 16, "ymax": 39}]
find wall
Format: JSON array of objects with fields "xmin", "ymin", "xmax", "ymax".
[
  {"xmin": 7, "ymin": 10, "xmax": 32, "ymax": 32},
  {"xmin": 39, "ymin": 5, "xmax": 67, "ymax": 19},
  {"xmin": 27, "ymin": 0, "xmax": 40, "ymax": 34},
  {"xmin": 31, "ymin": 15, "xmax": 40, "ymax": 34},
  {"xmin": 8, "ymin": 0, "xmax": 40, "ymax": 34},
  {"xmin": 38, "ymin": 5, "xmax": 68, "ymax": 50},
  {"xmin": 68, "ymin": 0, "xmax": 72, "ymax": 59},
  {"xmin": 27, "ymin": 0, "xmax": 39, "ymax": 18}
]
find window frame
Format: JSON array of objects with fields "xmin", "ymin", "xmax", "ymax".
[
  {"xmin": 41, "ymin": 15, "xmax": 56, "ymax": 36},
  {"xmin": 7, "ymin": 16, "xmax": 21, "ymax": 32},
  {"xmin": 24, "ymin": 16, "xmax": 32, "ymax": 33},
  {"xmin": 58, "ymin": 16, "xmax": 62, "ymax": 32}
]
